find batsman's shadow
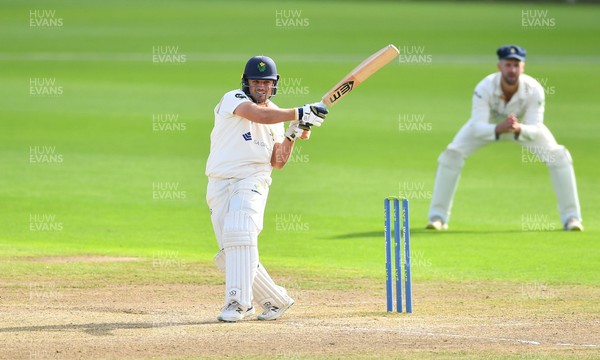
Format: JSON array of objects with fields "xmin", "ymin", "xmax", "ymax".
[{"xmin": 0, "ymin": 319, "xmax": 221, "ymax": 336}]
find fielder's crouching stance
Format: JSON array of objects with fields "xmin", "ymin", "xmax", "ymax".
[
  {"xmin": 427, "ymin": 45, "xmax": 583, "ymax": 231},
  {"xmin": 206, "ymin": 56, "xmax": 328, "ymax": 322}
]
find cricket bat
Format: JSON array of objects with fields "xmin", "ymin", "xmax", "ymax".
[
  {"xmin": 299, "ymin": 44, "xmax": 399, "ymax": 137},
  {"xmin": 321, "ymin": 44, "xmax": 399, "ymax": 107}
]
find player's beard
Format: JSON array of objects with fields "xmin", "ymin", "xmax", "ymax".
[
  {"xmin": 502, "ymin": 73, "xmax": 519, "ymax": 86},
  {"xmin": 254, "ymin": 93, "xmax": 268, "ymax": 104},
  {"xmin": 251, "ymin": 89, "xmax": 270, "ymax": 104}
]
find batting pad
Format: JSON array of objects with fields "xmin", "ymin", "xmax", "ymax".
[
  {"xmin": 215, "ymin": 250, "xmax": 287, "ymax": 309},
  {"xmin": 214, "ymin": 250, "xmax": 226, "ymax": 272},
  {"xmin": 253, "ymin": 263, "xmax": 289, "ymax": 310},
  {"xmin": 222, "ymin": 211, "xmax": 259, "ymax": 308}
]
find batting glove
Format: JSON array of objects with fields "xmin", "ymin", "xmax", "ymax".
[
  {"xmin": 297, "ymin": 104, "xmax": 328, "ymax": 129},
  {"xmin": 285, "ymin": 121, "xmax": 309, "ymax": 141}
]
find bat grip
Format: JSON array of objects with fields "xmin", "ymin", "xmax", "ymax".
[
  {"xmin": 298, "ymin": 122, "xmax": 311, "ymax": 140},
  {"xmin": 298, "ymin": 123, "xmax": 311, "ymax": 131}
]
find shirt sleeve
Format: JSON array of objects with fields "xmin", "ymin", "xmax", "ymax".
[
  {"xmin": 468, "ymin": 81, "xmax": 497, "ymax": 141},
  {"xmin": 273, "ymin": 123, "xmax": 285, "ymax": 144},
  {"xmin": 217, "ymin": 90, "xmax": 252, "ymax": 117},
  {"xmin": 264, "ymin": 101, "xmax": 285, "ymax": 144},
  {"xmin": 517, "ymin": 83, "xmax": 545, "ymax": 141}
]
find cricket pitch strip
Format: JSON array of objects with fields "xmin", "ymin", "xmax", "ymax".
[{"xmin": 1, "ymin": 259, "xmax": 598, "ymax": 360}]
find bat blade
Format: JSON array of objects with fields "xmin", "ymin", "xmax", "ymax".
[
  {"xmin": 321, "ymin": 44, "xmax": 399, "ymax": 107},
  {"xmin": 299, "ymin": 45, "xmax": 399, "ymax": 139}
]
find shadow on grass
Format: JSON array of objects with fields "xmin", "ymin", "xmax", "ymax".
[{"xmin": 328, "ymin": 228, "xmax": 561, "ymax": 239}]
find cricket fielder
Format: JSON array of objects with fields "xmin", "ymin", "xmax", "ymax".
[
  {"xmin": 206, "ymin": 55, "xmax": 328, "ymax": 322},
  {"xmin": 427, "ymin": 45, "xmax": 583, "ymax": 231}
]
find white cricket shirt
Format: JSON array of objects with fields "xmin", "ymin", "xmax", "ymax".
[
  {"xmin": 469, "ymin": 72, "xmax": 545, "ymax": 141},
  {"xmin": 206, "ymin": 90, "xmax": 285, "ymax": 179}
]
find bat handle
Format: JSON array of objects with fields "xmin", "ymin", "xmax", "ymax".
[
  {"xmin": 298, "ymin": 122, "xmax": 311, "ymax": 140},
  {"xmin": 298, "ymin": 101, "xmax": 327, "ymax": 140}
]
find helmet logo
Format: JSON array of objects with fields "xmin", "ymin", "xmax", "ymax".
[{"xmin": 257, "ymin": 62, "xmax": 266, "ymax": 72}]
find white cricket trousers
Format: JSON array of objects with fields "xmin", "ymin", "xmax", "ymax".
[
  {"xmin": 206, "ymin": 176, "xmax": 291, "ymax": 311},
  {"xmin": 428, "ymin": 123, "xmax": 581, "ymax": 225},
  {"xmin": 206, "ymin": 176, "xmax": 270, "ymax": 250}
]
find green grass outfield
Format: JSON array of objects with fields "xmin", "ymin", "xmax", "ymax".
[{"xmin": 1, "ymin": 0, "xmax": 599, "ymax": 297}]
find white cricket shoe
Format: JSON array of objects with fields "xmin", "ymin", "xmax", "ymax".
[
  {"xmin": 217, "ymin": 301, "xmax": 255, "ymax": 322},
  {"xmin": 426, "ymin": 216, "xmax": 448, "ymax": 230},
  {"xmin": 564, "ymin": 218, "xmax": 584, "ymax": 231},
  {"xmin": 258, "ymin": 295, "xmax": 295, "ymax": 321}
]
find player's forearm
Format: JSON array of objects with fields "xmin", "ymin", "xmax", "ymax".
[
  {"xmin": 271, "ymin": 140, "xmax": 294, "ymax": 169},
  {"xmin": 515, "ymin": 123, "xmax": 540, "ymax": 141},
  {"xmin": 236, "ymin": 104, "xmax": 297, "ymax": 124},
  {"xmin": 254, "ymin": 107, "xmax": 297, "ymax": 124},
  {"xmin": 469, "ymin": 93, "xmax": 496, "ymax": 140},
  {"xmin": 517, "ymin": 105, "xmax": 543, "ymax": 141},
  {"xmin": 471, "ymin": 122, "xmax": 497, "ymax": 141}
]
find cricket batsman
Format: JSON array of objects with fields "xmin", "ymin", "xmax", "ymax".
[
  {"xmin": 426, "ymin": 45, "xmax": 583, "ymax": 231},
  {"xmin": 206, "ymin": 55, "xmax": 328, "ymax": 322}
]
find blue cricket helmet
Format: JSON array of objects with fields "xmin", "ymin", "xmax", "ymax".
[{"xmin": 241, "ymin": 55, "xmax": 280, "ymax": 99}]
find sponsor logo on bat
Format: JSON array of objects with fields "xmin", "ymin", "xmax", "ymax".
[{"xmin": 328, "ymin": 81, "xmax": 354, "ymax": 104}]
